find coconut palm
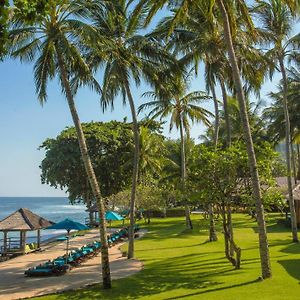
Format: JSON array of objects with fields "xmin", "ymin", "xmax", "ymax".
[
  {"xmin": 139, "ymin": 126, "xmax": 167, "ymax": 183},
  {"xmin": 135, "ymin": 0, "xmax": 273, "ymax": 279},
  {"xmin": 8, "ymin": 1, "xmax": 112, "ymax": 288},
  {"xmin": 139, "ymin": 75, "xmax": 211, "ymax": 229},
  {"xmin": 264, "ymin": 69, "xmax": 300, "ymax": 180},
  {"xmin": 84, "ymin": 0, "xmax": 175, "ymax": 259},
  {"xmin": 255, "ymin": 0, "xmax": 300, "ymax": 242}
]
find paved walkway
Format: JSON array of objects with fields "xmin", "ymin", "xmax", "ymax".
[{"xmin": 0, "ymin": 229, "xmax": 144, "ymax": 300}]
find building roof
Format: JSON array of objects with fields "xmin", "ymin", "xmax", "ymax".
[
  {"xmin": 0, "ymin": 208, "xmax": 54, "ymax": 232},
  {"xmin": 275, "ymin": 177, "xmax": 298, "ymax": 189}
]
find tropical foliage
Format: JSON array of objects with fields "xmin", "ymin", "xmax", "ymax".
[{"xmin": 3, "ymin": 0, "xmax": 300, "ymax": 294}]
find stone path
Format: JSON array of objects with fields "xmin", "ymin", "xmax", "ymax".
[{"xmin": 0, "ymin": 229, "xmax": 144, "ymax": 300}]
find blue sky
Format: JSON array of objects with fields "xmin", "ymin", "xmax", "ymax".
[{"xmin": 0, "ymin": 9, "xmax": 297, "ymax": 197}]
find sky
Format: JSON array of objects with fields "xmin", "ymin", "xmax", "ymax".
[{"xmin": 0, "ymin": 8, "xmax": 297, "ymax": 197}]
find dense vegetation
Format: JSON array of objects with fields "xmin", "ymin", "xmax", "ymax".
[{"xmin": 1, "ymin": 0, "xmax": 300, "ymax": 295}]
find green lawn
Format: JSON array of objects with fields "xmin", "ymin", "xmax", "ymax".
[{"xmin": 34, "ymin": 214, "xmax": 300, "ymax": 299}]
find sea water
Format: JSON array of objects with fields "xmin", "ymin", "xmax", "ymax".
[{"xmin": 0, "ymin": 197, "xmax": 87, "ymax": 247}]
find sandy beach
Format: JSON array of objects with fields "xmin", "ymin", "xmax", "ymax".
[{"xmin": 0, "ymin": 228, "xmax": 144, "ymax": 300}]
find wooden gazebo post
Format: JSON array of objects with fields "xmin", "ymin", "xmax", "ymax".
[
  {"xmin": 37, "ymin": 229, "xmax": 41, "ymax": 248},
  {"xmin": 20, "ymin": 231, "xmax": 26, "ymax": 254},
  {"xmin": 3, "ymin": 231, "xmax": 7, "ymax": 254}
]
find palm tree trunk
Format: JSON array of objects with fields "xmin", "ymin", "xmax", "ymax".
[
  {"xmin": 179, "ymin": 113, "xmax": 192, "ymax": 229},
  {"xmin": 209, "ymin": 83, "xmax": 218, "ymax": 240},
  {"xmin": 217, "ymin": 0, "xmax": 271, "ymax": 279},
  {"xmin": 56, "ymin": 48, "xmax": 111, "ymax": 288},
  {"xmin": 297, "ymin": 144, "xmax": 300, "ymax": 180},
  {"xmin": 124, "ymin": 82, "xmax": 140, "ymax": 259},
  {"xmin": 220, "ymin": 81, "xmax": 231, "ymax": 146},
  {"xmin": 85, "ymin": 179, "xmax": 94, "ymax": 225},
  {"xmin": 291, "ymin": 140, "xmax": 297, "ymax": 184},
  {"xmin": 211, "ymin": 84, "xmax": 220, "ymax": 149},
  {"xmin": 279, "ymin": 56, "xmax": 298, "ymax": 242}
]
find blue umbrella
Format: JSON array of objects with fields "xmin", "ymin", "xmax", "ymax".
[
  {"xmin": 46, "ymin": 218, "xmax": 89, "ymax": 258},
  {"xmin": 104, "ymin": 211, "xmax": 124, "ymax": 229},
  {"xmin": 105, "ymin": 211, "xmax": 124, "ymax": 221}
]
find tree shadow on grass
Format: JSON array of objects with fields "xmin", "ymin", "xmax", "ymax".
[
  {"xmin": 280, "ymin": 242, "xmax": 300, "ymax": 254},
  {"xmin": 278, "ymin": 259, "xmax": 300, "ymax": 282},
  {"xmin": 54, "ymin": 252, "xmax": 248, "ymax": 300},
  {"xmin": 252, "ymin": 222, "xmax": 290, "ymax": 234},
  {"xmin": 164, "ymin": 279, "xmax": 260, "ymax": 299}
]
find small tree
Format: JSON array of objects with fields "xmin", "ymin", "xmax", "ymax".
[{"xmin": 189, "ymin": 141, "xmax": 281, "ymax": 269}]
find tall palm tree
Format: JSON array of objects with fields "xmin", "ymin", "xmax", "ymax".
[
  {"xmin": 138, "ymin": 126, "xmax": 166, "ymax": 183},
  {"xmin": 255, "ymin": 0, "xmax": 299, "ymax": 242},
  {"xmin": 139, "ymin": 75, "xmax": 211, "ymax": 229},
  {"xmin": 9, "ymin": 1, "xmax": 112, "ymax": 288},
  {"xmin": 135, "ymin": 0, "xmax": 273, "ymax": 279},
  {"xmin": 264, "ymin": 69, "xmax": 300, "ymax": 180},
  {"xmin": 85, "ymin": 0, "xmax": 174, "ymax": 259}
]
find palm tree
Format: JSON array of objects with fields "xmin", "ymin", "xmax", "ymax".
[
  {"xmin": 139, "ymin": 75, "xmax": 211, "ymax": 229},
  {"xmin": 135, "ymin": 0, "xmax": 273, "ymax": 279},
  {"xmin": 255, "ymin": 0, "xmax": 299, "ymax": 242},
  {"xmin": 138, "ymin": 126, "xmax": 166, "ymax": 183},
  {"xmin": 9, "ymin": 1, "xmax": 112, "ymax": 288},
  {"xmin": 85, "ymin": 0, "xmax": 174, "ymax": 259},
  {"xmin": 264, "ymin": 69, "xmax": 300, "ymax": 180}
]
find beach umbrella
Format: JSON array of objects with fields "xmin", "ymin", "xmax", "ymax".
[
  {"xmin": 105, "ymin": 211, "xmax": 124, "ymax": 228},
  {"xmin": 105, "ymin": 211, "xmax": 124, "ymax": 221},
  {"xmin": 46, "ymin": 218, "xmax": 89, "ymax": 259}
]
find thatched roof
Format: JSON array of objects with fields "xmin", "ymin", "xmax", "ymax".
[
  {"xmin": 0, "ymin": 208, "xmax": 54, "ymax": 231},
  {"xmin": 275, "ymin": 177, "xmax": 298, "ymax": 189},
  {"xmin": 294, "ymin": 189, "xmax": 300, "ymax": 201},
  {"xmin": 273, "ymin": 177, "xmax": 300, "ymax": 201}
]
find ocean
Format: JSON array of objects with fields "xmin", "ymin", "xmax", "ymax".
[{"xmin": 0, "ymin": 197, "xmax": 87, "ymax": 247}]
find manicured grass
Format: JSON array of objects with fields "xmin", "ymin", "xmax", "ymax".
[{"xmin": 34, "ymin": 214, "xmax": 300, "ymax": 299}]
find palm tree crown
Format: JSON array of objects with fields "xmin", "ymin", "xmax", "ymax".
[{"xmin": 139, "ymin": 77, "xmax": 212, "ymax": 135}]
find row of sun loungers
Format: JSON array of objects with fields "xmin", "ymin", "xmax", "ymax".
[
  {"xmin": 24, "ymin": 225, "xmax": 140, "ymax": 277},
  {"xmin": 24, "ymin": 240, "xmax": 101, "ymax": 276}
]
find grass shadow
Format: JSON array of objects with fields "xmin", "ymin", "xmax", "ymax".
[
  {"xmin": 278, "ymin": 259, "xmax": 300, "ymax": 282},
  {"xmin": 280, "ymin": 242, "xmax": 300, "ymax": 254}
]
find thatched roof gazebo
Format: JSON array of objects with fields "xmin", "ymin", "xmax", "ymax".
[{"xmin": 0, "ymin": 208, "xmax": 53, "ymax": 256}]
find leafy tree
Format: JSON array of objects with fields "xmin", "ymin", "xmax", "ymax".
[
  {"xmin": 189, "ymin": 143, "xmax": 245, "ymax": 268},
  {"xmin": 9, "ymin": 0, "xmax": 112, "ymax": 288},
  {"xmin": 39, "ymin": 121, "xmax": 134, "ymax": 218},
  {"xmin": 113, "ymin": 183, "xmax": 167, "ymax": 223},
  {"xmin": 0, "ymin": 0, "xmax": 8, "ymax": 57},
  {"xmin": 189, "ymin": 141, "xmax": 282, "ymax": 269},
  {"xmin": 13, "ymin": 0, "xmax": 50, "ymax": 23}
]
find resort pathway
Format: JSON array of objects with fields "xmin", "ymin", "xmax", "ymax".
[{"xmin": 0, "ymin": 229, "xmax": 144, "ymax": 300}]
